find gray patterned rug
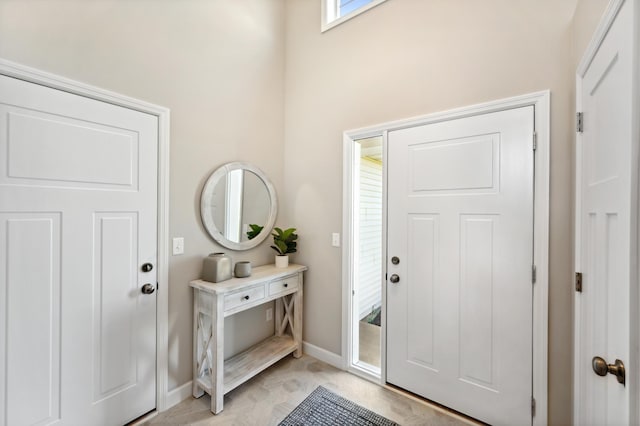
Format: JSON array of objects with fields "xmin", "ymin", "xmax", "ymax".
[{"xmin": 279, "ymin": 386, "xmax": 399, "ymax": 426}]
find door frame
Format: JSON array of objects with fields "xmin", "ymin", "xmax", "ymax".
[
  {"xmin": 0, "ymin": 58, "xmax": 172, "ymax": 413},
  {"xmin": 342, "ymin": 91, "xmax": 550, "ymax": 425},
  {"xmin": 574, "ymin": 0, "xmax": 639, "ymax": 423}
]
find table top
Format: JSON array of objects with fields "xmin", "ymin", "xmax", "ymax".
[{"xmin": 190, "ymin": 263, "xmax": 307, "ymax": 294}]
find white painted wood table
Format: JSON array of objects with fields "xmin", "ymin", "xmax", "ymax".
[{"xmin": 190, "ymin": 264, "xmax": 306, "ymax": 414}]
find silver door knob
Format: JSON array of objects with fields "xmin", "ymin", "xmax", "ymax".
[
  {"xmin": 141, "ymin": 283, "xmax": 155, "ymax": 294},
  {"xmin": 390, "ymin": 274, "xmax": 400, "ymax": 283},
  {"xmin": 592, "ymin": 356, "xmax": 625, "ymax": 385}
]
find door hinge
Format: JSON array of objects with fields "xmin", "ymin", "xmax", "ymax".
[
  {"xmin": 532, "ymin": 132, "xmax": 537, "ymax": 151},
  {"xmin": 531, "ymin": 397, "xmax": 536, "ymax": 417},
  {"xmin": 532, "ymin": 265, "xmax": 537, "ymax": 284},
  {"xmin": 576, "ymin": 112, "xmax": 584, "ymax": 133},
  {"xmin": 575, "ymin": 272, "xmax": 582, "ymax": 292}
]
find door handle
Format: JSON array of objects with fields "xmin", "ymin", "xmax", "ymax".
[
  {"xmin": 389, "ymin": 274, "xmax": 400, "ymax": 284},
  {"xmin": 141, "ymin": 283, "xmax": 156, "ymax": 295},
  {"xmin": 141, "ymin": 263, "xmax": 153, "ymax": 272},
  {"xmin": 592, "ymin": 356, "xmax": 625, "ymax": 385}
]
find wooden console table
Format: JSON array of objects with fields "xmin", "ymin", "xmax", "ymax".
[{"xmin": 190, "ymin": 264, "xmax": 306, "ymax": 414}]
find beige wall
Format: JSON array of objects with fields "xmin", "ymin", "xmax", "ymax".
[
  {"xmin": 0, "ymin": 0, "xmax": 285, "ymax": 391},
  {"xmin": 0, "ymin": 0, "xmax": 612, "ymax": 421},
  {"xmin": 282, "ymin": 1, "xmax": 605, "ymax": 424}
]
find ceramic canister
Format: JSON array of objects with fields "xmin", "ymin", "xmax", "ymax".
[
  {"xmin": 202, "ymin": 252, "xmax": 232, "ymax": 283},
  {"xmin": 234, "ymin": 261, "xmax": 252, "ymax": 278}
]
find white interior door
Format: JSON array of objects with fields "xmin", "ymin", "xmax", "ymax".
[
  {"xmin": 0, "ymin": 74, "xmax": 158, "ymax": 425},
  {"xmin": 575, "ymin": 1, "xmax": 636, "ymax": 424},
  {"xmin": 387, "ymin": 106, "xmax": 534, "ymax": 425}
]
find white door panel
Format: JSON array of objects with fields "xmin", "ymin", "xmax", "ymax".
[
  {"xmin": 575, "ymin": 1, "xmax": 635, "ymax": 424},
  {"xmin": 387, "ymin": 107, "xmax": 534, "ymax": 425},
  {"xmin": 1, "ymin": 214, "xmax": 62, "ymax": 426},
  {"xmin": 0, "ymin": 74, "xmax": 157, "ymax": 425}
]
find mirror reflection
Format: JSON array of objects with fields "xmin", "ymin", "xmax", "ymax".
[
  {"xmin": 210, "ymin": 169, "xmax": 270, "ymax": 243},
  {"xmin": 201, "ymin": 162, "xmax": 277, "ymax": 251}
]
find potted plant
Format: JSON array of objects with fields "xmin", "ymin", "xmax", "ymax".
[{"xmin": 271, "ymin": 227, "xmax": 297, "ymax": 268}]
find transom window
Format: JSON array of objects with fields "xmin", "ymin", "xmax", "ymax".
[{"xmin": 321, "ymin": 0, "xmax": 388, "ymax": 32}]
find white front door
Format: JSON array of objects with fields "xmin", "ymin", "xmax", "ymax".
[
  {"xmin": 575, "ymin": 1, "xmax": 636, "ymax": 424},
  {"xmin": 0, "ymin": 74, "xmax": 158, "ymax": 425},
  {"xmin": 387, "ymin": 106, "xmax": 534, "ymax": 425}
]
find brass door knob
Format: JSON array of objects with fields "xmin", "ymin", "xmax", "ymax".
[{"xmin": 592, "ymin": 356, "xmax": 625, "ymax": 385}]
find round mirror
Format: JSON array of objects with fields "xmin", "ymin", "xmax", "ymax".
[{"xmin": 200, "ymin": 162, "xmax": 277, "ymax": 250}]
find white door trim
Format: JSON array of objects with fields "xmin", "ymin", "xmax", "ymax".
[
  {"xmin": 574, "ymin": 0, "xmax": 638, "ymax": 423},
  {"xmin": 342, "ymin": 91, "xmax": 550, "ymax": 425},
  {"xmin": 0, "ymin": 58, "xmax": 172, "ymax": 413}
]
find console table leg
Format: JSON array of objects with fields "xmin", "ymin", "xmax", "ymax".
[
  {"xmin": 211, "ymin": 294, "xmax": 225, "ymax": 414},
  {"xmin": 293, "ymin": 275, "xmax": 303, "ymax": 358},
  {"xmin": 192, "ymin": 290, "xmax": 204, "ymax": 398}
]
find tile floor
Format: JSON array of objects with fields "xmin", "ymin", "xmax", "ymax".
[{"xmin": 146, "ymin": 354, "xmax": 475, "ymax": 426}]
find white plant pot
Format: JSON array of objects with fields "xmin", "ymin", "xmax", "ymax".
[{"xmin": 275, "ymin": 255, "xmax": 289, "ymax": 268}]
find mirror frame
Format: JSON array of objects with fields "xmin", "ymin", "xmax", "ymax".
[{"xmin": 200, "ymin": 162, "xmax": 278, "ymax": 251}]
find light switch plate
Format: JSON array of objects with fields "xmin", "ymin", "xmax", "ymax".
[
  {"xmin": 332, "ymin": 233, "xmax": 340, "ymax": 247},
  {"xmin": 172, "ymin": 237, "xmax": 184, "ymax": 255}
]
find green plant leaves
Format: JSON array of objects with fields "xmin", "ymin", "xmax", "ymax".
[
  {"xmin": 271, "ymin": 227, "xmax": 298, "ymax": 255},
  {"xmin": 246, "ymin": 224, "xmax": 264, "ymax": 240}
]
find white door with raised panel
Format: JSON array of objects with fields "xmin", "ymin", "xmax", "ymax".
[
  {"xmin": 387, "ymin": 106, "xmax": 534, "ymax": 425},
  {"xmin": 575, "ymin": 1, "xmax": 636, "ymax": 424},
  {"xmin": 0, "ymin": 74, "xmax": 158, "ymax": 425}
]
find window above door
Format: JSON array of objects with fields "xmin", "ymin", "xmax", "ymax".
[{"xmin": 321, "ymin": 0, "xmax": 388, "ymax": 32}]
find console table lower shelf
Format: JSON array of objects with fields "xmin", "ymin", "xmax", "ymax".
[
  {"xmin": 190, "ymin": 264, "xmax": 307, "ymax": 414},
  {"xmin": 194, "ymin": 334, "xmax": 297, "ymax": 396}
]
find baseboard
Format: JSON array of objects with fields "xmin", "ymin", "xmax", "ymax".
[
  {"xmin": 165, "ymin": 380, "xmax": 193, "ymax": 410},
  {"xmin": 302, "ymin": 341, "xmax": 344, "ymax": 369}
]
